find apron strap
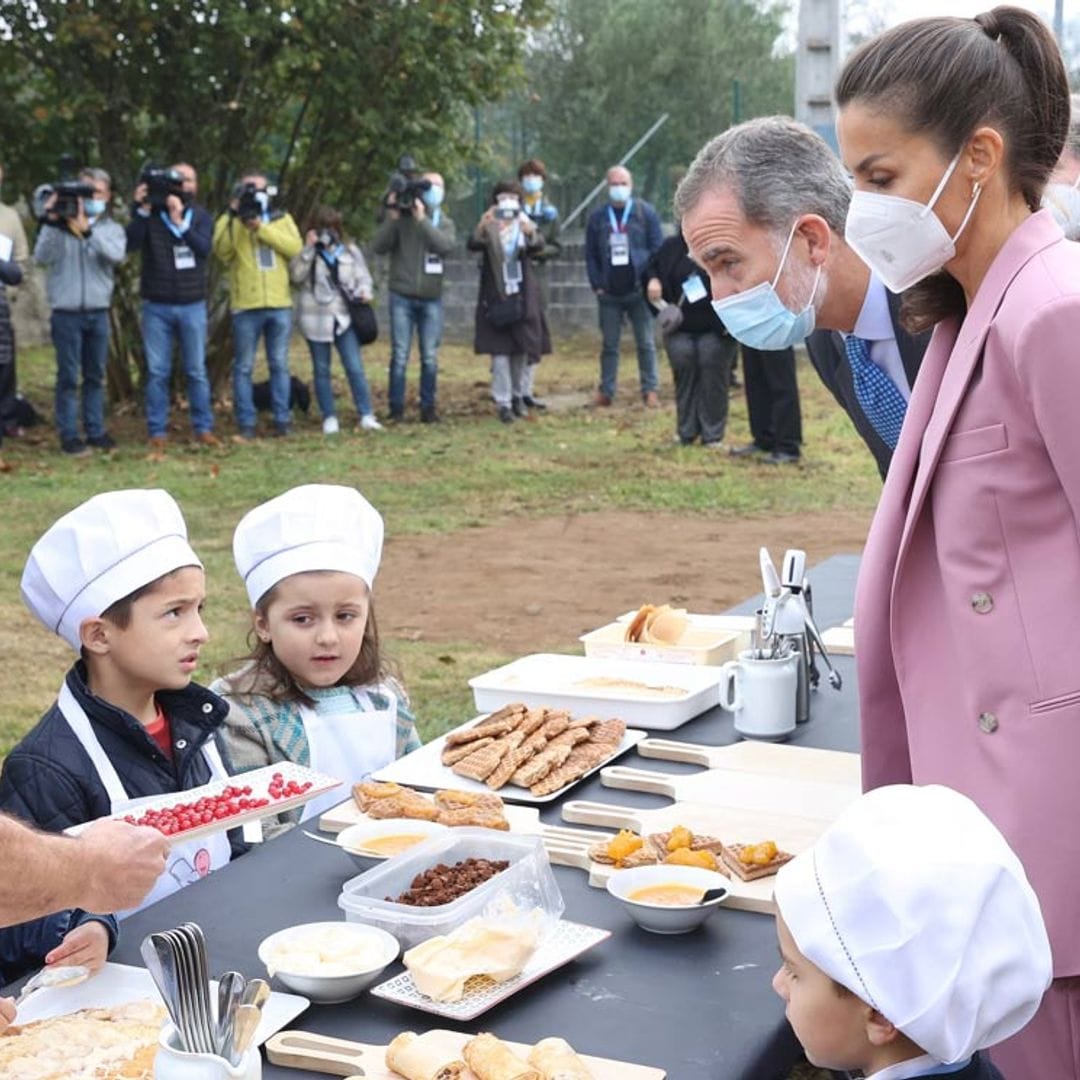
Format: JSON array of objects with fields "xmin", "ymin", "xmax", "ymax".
[{"xmin": 59, "ymin": 681, "xmax": 130, "ymax": 806}]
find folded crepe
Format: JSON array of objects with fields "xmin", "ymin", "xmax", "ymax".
[
  {"xmin": 385, "ymin": 1031, "xmax": 466, "ymax": 1080},
  {"xmin": 463, "ymin": 1033, "xmax": 540, "ymax": 1080},
  {"xmin": 528, "ymin": 1037, "xmax": 595, "ymax": 1079}
]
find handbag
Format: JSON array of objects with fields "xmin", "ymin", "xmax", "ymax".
[
  {"xmin": 319, "ymin": 249, "xmax": 379, "ymax": 345},
  {"xmin": 486, "ymin": 291, "xmax": 525, "ymax": 329}
]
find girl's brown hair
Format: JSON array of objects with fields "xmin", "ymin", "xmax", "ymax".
[{"xmin": 835, "ymin": 6, "xmax": 1070, "ymax": 332}]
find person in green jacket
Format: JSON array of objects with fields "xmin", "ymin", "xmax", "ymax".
[
  {"xmin": 212, "ymin": 172, "xmax": 302, "ymax": 438},
  {"xmin": 371, "ymin": 170, "xmax": 456, "ymax": 423}
]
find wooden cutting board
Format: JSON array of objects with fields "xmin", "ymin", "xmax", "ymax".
[
  {"xmin": 821, "ymin": 617, "xmax": 855, "ymax": 656},
  {"xmin": 266, "ymin": 1028, "xmax": 667, "ymax": 1078},
  {"xmin": 318, "ymin": 798, "xmax": 542, "ymax": 836},
  {"xmin": 552, "ymin": 797, "xmax": 837, "ymax": 914}
]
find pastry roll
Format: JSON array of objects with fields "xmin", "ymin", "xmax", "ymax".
[
  {"xmin": 385, "ymin": 1031, "xmax": 466, "ymax": 1080},
  {"xmin": 462, "ymin": 1032, "xmax": 540, "ymax": 1080},
  {"xmin": 528, "ymin": 1037, "xmax": 595, "ymax": 1079}
]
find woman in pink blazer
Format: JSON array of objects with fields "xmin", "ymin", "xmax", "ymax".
[{"xmin": 836, "ymin": 8, "xmax": 1079, "ymax": 1077}]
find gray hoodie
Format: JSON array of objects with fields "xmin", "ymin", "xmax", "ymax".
[{"xmin": 34, "ymin": 218, "xmax": 126, "ymax": 311}]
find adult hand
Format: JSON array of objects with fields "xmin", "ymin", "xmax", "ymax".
[
  {"xmin": 646, "ymin": 277, "xmax": 662, "ymax": 303},
  {"xmin": 133, "ymin": 182, "xmax": 148, "ymax": 207},
  {"xmin": 46, "ymin": 920, "xmax": 109, "ymax": 975},
  {"xmin": 71, "ymin": 201, "xmax": 90, "ymax": 234},
  {"xmin": 359, "ymin": 289, "xmax": 373, "ymax": 303},
  {"xmin": 305, "ymin": 229, "xmax": 318, "ymax": 247},
  {"xmin": 243, "ymin": 217, "xmax": 261, "ymax": 232},
  {"xmin": 165, "ymin": 194, "xmax": 184, "ymax": 223},
  {"xmin": 77, "ymin": 820, "xmax": 168, "ymax": 913},
  {"xmin": 0, "ymin": 997, "xmax": 14, "ymax": 1033},
  {"xmin": 519, "ymin": 213, "xmax": 537, "ymax": 236},
  {"xmin": 480, "ymin": 207, "xmax": 495, "ymax": 226},
  {"xmin": 412, "ymin": 199, "xmax": 426, "ymax": 222}
]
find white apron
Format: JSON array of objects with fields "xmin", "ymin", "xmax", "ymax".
[
  {"xmin": 59, "ymin": 682, "xmax": 233, "ymax": 919},
  {"xmin": 298, "ymin": 685, "xmax": 398, "ymax": 823}
]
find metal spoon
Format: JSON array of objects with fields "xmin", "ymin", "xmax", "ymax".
[
  {"xmin": 302, "ymin": 830, "xmax": 342, "ymax": 848},
  {"xmin": 698, "ymin": 887, "xmax": 729, "ymax": 906},
  {"xmin": 215, "ymin": 971, "xmax": 245, "ymax": 1058},
  {"xmin": 241, "ymin": 977, "xmax": 270, "ymax": 1012},
  {"xmin": 143, "ymin": 933, "xmax": 189, "ymax": 1049},
  {"xmin": 13, "ymin": 964, "xmax": 89, "ymax": 1006}
]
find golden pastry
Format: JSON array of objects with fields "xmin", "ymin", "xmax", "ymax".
[{"xmin": 463, "ymin": 1032, "xmax": 540, "ymax": 1080}]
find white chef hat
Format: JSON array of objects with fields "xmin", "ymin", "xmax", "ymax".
[
  {"xmin": 233, "ymin": 484, "xmax": 384, "ymax": 607},
  {"xmin": 774, "ymin": 784, "xmax": 1052, "ymax": 1064},
  {"xmin": 21, "ymin": 489, "xmax": 202, "ymax": 650}
]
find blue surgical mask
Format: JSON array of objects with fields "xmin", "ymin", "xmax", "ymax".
[
  {"xmin": 423, "ymin": 185, "xmax": 444, "ymax": 209},
  {"xmin": 84, "ymin": 199, "xmax": 107, "ymax": 217},
  {"xmin": 710, "ymin": 223, "xmax": 820, "ymax": 350},
  {"xmin": 609, "ymin": 183, "xmax": 631, "ymax": 205},
  {"xmin": 522, "ymin": 176, "xmax": 543, "ymax": 195}
]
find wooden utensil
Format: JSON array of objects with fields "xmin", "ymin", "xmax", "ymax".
[{"xmin": 265, "ymin": 1028, "xmax": 667, "ymax": 1078}]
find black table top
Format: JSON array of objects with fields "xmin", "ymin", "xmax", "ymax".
[{"xmin": 110, "ymin": 554, "xmax": 863, "ymax": 1080}]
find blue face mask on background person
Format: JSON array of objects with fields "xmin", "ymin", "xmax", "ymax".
[
  {"xmin": 422, "ymin": 185, "xmax": 444, "ymax": 209},
  {"xmin": 710, "ymin": 221, "xmax": 821, "ymax": 351},
  {"xmin": 522, "ymin": 176, "xmax": 543, "ymax": 195},
  {"xmin": 608, "ymin": 183, "xmax": 631, "ymax": 204},
  {"xmin": 84, "ymin": 199, "xmax": 107, "ymax": 217}
]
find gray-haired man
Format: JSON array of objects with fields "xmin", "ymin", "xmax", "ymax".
[{"xmin": 675, "ymin": 116, "xmax": 928, "ymax": 479}]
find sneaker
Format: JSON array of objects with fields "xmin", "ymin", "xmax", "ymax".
[
  {"xmin": 498, "ymin": 405, "xmax": 515, "ymax": 424},
  {"xmin": 273, "ymin": 422, "xmax": 290, "ymax": 438},
  {"xmin": 61, "ymin": 437, "xmax": 90, "ymax": 456},
  {"xmin": 522, "ymin": 395, "xmax": 547, "ymax": 411},
  {"xmin": 360, "ymin": 414, "xmax": 384, "ymax": 431},
  {"xmin": 420, "ymin": 405, "xmax": 440, "ymax": 424},
  {"xmin": 322, "ymin": 415, "xmax": 340, "ymax": 436},
  {"xmin": 511, "ymin": 396, "xmax": 528, "ymax": 418},
  {"xmin": 193, "ymin": 431, "xmax": 219, "ymax": 447},
  {"xmin": 643, "ymin": 391, "xmax": 660, "ymax": 408},
  {"xmin": 703, "ymin": 441, "xmax": 728, "ymax": 452},
  {"xmin": 729, "ymin": 443, "xmax": 767, "ymax": 458},
  {"xmin": 592, "ymin": 391, "xmax": 613, "ymax": 408},
  {"xmin": 766, "ymin": 450, "xmax": 800, "ymax": 465},
  {"xmin": 87, "ymin": 433, "xmax": 116, "ymax": 450}
]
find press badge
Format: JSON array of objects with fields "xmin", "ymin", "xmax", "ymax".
[
  {"xmin": 173, "ymin": 245, "xmax": 196, "ymax": 271},
  {"xmin": 503, "ymin": 257, "xmax": 523, "ymax": 295},
  {"xmin": 256, "ymin": 245, "xmax": 276, "ymax": 271},
  {"xmin": 609, "ymin": 232, "xmax": 630, "ymax": 267},
  {"xmin": 682, "ymin": 273, "xmax": 707, "ymax": 304},
  {"xmin": 424, "ymin": 252, "xmax": 444, "ymax": 275}
]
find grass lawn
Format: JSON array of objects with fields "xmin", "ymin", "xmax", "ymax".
[{"xmin": 0, "ymin": 333, "xmax": 880, "ymax": 758}]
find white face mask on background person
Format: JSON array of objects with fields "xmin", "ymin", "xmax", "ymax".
[
  {"xmin": 844, "ymin": 153, "xmax": 981, "ymax": 293},
  {"xmin": 609, "ymin": 183, "xmax": 631, "ymax": 204}
]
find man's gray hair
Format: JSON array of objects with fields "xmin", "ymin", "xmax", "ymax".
[
  {"xmin": 674, "ymin": 116, "xmax": 851, "ymax": 234},
  {"xmin": 79, "ymin": 167, "xmax": 111, "ymax": 188}
]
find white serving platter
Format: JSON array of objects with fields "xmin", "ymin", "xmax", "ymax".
[
  {"xmin": 372, "ymin": 716, "xmax": 646, "ymax": 805},
  {"xmin": 370, "ymin": 920, "xmax": 610, "ymax": 1021},
  {"xmin": 469, "ymin": 653, "xmax": 722, "ymax": 730},
  {"xmin": 16, "ymin": 961, "xmax": 309, "ymax": 1047}
]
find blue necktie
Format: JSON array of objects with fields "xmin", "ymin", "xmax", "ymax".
[{"xmin": 844, "ymin": 335, "xmax": 908, "ymax": 450}]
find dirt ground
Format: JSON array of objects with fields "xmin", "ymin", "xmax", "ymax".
[{"xmin": 377, "ymin": 508, "xmax": 872, "ymax": 651}]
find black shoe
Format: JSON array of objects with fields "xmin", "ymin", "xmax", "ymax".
[
  {"xmin": 387, "ymin": 406, "xmax": 404, "ymax": 423},
  {"xmin": 87, "ymin": 433, "xmax": 116, "ymax": 450},
  {"xmin": 522, "ymin": 395, "xmax": 547, "ymax": 411},
  {"xmin": 420, "ymin": 406, "xmax": 439, "ymax": 424},
  {"xmin": 511, "ymin": 396, "xmax": 528, "ymax": 418},
  {"xmin": 729, "ymin": 443, "xmax": 767, "ymax": 458},
  {"xmin": 61, "ymin": 437, "xmax": 90, "ymax": 456},
  {"xmin": 272, "ymin": 422, "xmax": 290, "ymax": 438},
  {"xmin": 498, "ymin": 406, "xmax": 515, "ymax": 424},
  {"xmin": 766, "ymin": 450, "xmax": 800, "ymax": 465}
]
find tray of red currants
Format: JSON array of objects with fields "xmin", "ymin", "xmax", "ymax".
[{"xmin": 65, "ymin": 762, "xmax": 341, "ymax": 844}]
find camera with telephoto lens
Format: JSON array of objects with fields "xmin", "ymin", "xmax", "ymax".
[
  {"xmin": 494, "ymin": 199, "xmax": 521, "ymax": 222},
  {"xmin": 386, "ymin": 154, "xmax": 431, "ymax": 214},
  {"xmin": 140, "ymin": 165, "xmax": 184, "ymax": 213},
  {"xmin": 37, "ymin": 154, "xmax": 94, "ymax": 220},
  {"xmin": 235, "ymin": 181, "xmax": 275, "ymax": 222}
]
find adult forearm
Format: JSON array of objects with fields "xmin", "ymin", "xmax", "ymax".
[{"xmin": 0, "ymin": 816, "xmax": 81, "ymax": 925}]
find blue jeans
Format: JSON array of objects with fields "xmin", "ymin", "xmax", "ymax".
[
  {"xmin": 389, "ymin": 291, "xmax": 442, "ymax": 411},
  {"xmin": 50, "ymin": 309, "xmax": 109, "ymax": 442},
  {"xmin": 306, "ymin": 326, "xmax": 373, "ymax": 419},
  {"xmin": 597, "ymin": 291, "xmax": 659, "ymax": 398},
  {"xmin": 142, "ymin": 300, "xmax": 213, "ymax": 437},
  {"xmin": 231, "ymin": 307, "xmax": 292, "ymax": 430}
]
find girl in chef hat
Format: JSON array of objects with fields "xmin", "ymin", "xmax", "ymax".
[
  {"xmin": 214, "ymin": 484, "xmax": 420, "ymax": 834},
  {"xmin": 772, "ymin": 784, "xmax": 1052, "ymax": 1080}
]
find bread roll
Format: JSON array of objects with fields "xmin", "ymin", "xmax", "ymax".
[
  {"xmin": 385, "ymin": 1031, "xmax": 466, "ymax": 1080},
  {"xmin": 527, "ymin": 1037, "xmax": 595, "ymax": 1078},
  {"xmin": 462, "ymin": 1032, "xmax": 540, "ymax": 1079}
]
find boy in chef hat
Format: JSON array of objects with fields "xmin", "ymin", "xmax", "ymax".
[
  {"xmin": 773, "ymin": 784, "xmax": 1052, "ymax": 1080},
  {"xmin": 213, "ymin": 484, "xmax": 420, "ymax": 835},
  {"xmin": 0, "ymin": 489, "xmax": 243, "ymax": 982}
]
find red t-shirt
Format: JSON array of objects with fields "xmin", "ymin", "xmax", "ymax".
[{"xmin": 145, "ymin": 706, "xmax": 173, "ymax": 760}]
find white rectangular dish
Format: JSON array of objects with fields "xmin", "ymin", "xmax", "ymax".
[
  {"xmin": 468, "ymin": 653, "xmax": 722, "ymax": 730},
  {"xmin": 371, "ymin": 716, "xmax": 646, "ymax": 804},
  {"xmin": 580, "ymin": 621, "xmax": 741, "ymax": 666},
  {"xmin": 17, "ymin": 962, "xmax": 308, "ymax": 1047}
]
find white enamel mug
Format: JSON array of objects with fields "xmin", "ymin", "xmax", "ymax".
[
  {"xmin": 155, "ymin": 1024, "xmax": 261, "ymax": 1080},
  {"xmin": 718, "ymin": 650, "xmax": 798, "ymax": 741}
]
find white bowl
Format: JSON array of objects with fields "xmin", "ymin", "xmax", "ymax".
[
  {"xmin": 257, "ymin": 921, "xmax": 399, "ymax": 1002},
  {"xmin": 605, "ymin": 864, "xmax": 729, "ymax": 935},
  {"xmin": 337, "ymin": 818, "xmax": 449, "ymax": 868}
]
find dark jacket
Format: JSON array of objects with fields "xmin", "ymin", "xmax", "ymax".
[
  {"xmin": 1, "ymin": 908, "xmax": 118, "ymax": 989},
  {"xmin": 644, "ymin": 233, "xmax": 729, "ymax": 336},
  {"xmin": 126, "ymin": 204, "xmax": 213, "ymax": 304},
  {"xmin": 0, "ymin": 663, "xmax": 246, "ymax": 864},
  {"xmin": 467, "ymin": 218, "xmax": 552, "ymax": 359},
  {"xmin": 804, "ymin": 288, "xmax": 928, "ymax": 480},
  {"xmin": 371, "ymin": 210, "xmax": 456, "ymax": 301},
  {"xmin": 585, "ymin": 197, "xmax": 663, "ymax": 295}
]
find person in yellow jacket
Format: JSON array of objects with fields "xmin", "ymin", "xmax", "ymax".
[{"xmin": 213, "ymin": 172, "xmax": 302, "ymax": 438}]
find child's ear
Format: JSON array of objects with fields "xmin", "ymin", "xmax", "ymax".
[
  {"xmin": 79, "ymin": 617, "xmax": 111, "ymax": 655},
  {"xmin": 865, "ymin": 1007, "xmax": 903, "ymax": 1047},
  {"xmin": 252, "ymin": 611, "xmax": 272, "ymax": 644}
]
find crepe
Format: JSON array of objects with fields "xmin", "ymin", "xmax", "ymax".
[
  {"xmin": 0, "ymin": 1000, "xmax": 165, "ymax": 1080},
  {"xmin": 463, "ymin": 1033, "xmax": 540, "ymax": 1080},
  {"xmin": 528, "ymin": 1037, "xmax": 595, "ymax": 1079},
  {"xmin": 385, "ymin": 1030, "xmax": 467, "ymax": 1080}
]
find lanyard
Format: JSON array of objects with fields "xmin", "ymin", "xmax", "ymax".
[
  {"xmin": 431, "ymin": 208, "xmax": 441, "ymax": 228},
  {"xmin": 500, "ymin": 222, "xmax": 521, "ymax": 260},
  {"xmin": 160, "ymin": 209, "xmax": 192, "ymax": 240},
  {"xmin": 607, "ymin": 199, "xmax": 633, "ymax": 233}
]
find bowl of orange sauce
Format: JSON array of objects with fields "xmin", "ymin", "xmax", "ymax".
[
  {"xmin": 606, "ymin": 864, "xmax": 729, "ymax": 934},
  {"xmin": 337, "ymin": 818, "xmax": 449, "ymax": 868}
]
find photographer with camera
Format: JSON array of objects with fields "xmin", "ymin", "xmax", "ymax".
[
  {"xmin": 212, "ymin": 170, "xmax": 302, "ymax": 439},
  {"xmin": 33, "ymin": 166, "xmax": 126, "ymax": 455},
  {"xmin": 289, "ymin": 206, "xmax": 380, "ymax": 435},
  {"xmin": 0, "ymin": 157, "xmax": 29, "ymax": 443},
  {"xmin": 127, "ymin": 162, "xmax": 215, "ymax": 450},
  {"xmin": 372, "ymin": 158, "xmax": 455, "ymax": 423}
]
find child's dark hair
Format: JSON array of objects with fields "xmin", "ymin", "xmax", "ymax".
[{"xmin": 231, "ymin": 579, "xmax": 387, "ymax": 705}]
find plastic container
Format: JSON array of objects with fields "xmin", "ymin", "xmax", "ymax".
[
  {"xmin": 337, "ymin": 829, "xmax": 565, "ymax": 951},
  {"xmin": 579, "ymin": 621, "xmax": 741, "ymax": 666}
]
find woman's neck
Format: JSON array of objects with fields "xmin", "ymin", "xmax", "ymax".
[{"xmin": 947, "ymin": 191, "xmax": 1032, "ymax": 307}]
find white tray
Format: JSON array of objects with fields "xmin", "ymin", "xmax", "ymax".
[
  {"xmin": 16, "ymin": 962, "xmax": 309, "ymax": 1047},
  {"xmin": 370, "ymin": 920, "xmax": 610, "ymax": 1021},
  {"xmin": 65, "ymin": 763, "xmax": 341, "ymax": 846},
  {"xmin": 469, "ymin": 654, "xmax": 721, "ymax": 730},
  {"xmin": 372, "ymin": 717, "xmax": 646, "ymax": 804}
]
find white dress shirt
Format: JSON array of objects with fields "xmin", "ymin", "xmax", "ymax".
[{"xmin": 845, "ymin": 273, "xmax": 911, "ymax": 402}]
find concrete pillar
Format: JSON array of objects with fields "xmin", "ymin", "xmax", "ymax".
[{"xmin": 795, "ymin": 0, "xmax": 842, "ymax": 152}]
